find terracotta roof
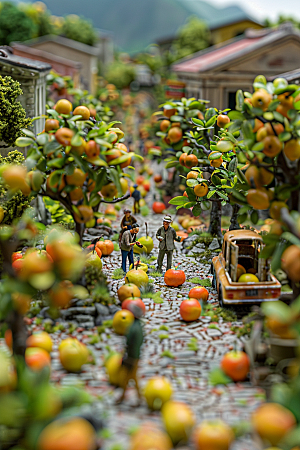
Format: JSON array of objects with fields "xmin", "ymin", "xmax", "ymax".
[{"xmin": 173, "ymin": 23, "xmax": 300, "ymax": 73}]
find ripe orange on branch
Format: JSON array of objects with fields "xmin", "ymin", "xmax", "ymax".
[{"xmin": 54, "ymin": 99, "xmax": 72, "ymax": 115}]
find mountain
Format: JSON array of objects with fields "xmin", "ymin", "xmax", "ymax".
[{"xmin": 11, "ymin": 0, "xmax": 255, "ymax": 53}]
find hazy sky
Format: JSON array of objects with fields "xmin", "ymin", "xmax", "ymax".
[{"xmin": 210, "ymin": 0, "xmax": 300, "ymax": 22}]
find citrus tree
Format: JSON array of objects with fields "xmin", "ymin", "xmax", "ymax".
[
  {"xmin": 226, "ymin": 75, "xmax": 300, "ymax": 298},
  {"xmin": 154, "ymin": 98, "xmax": 244, "ymax": 239},
  {"xmin": 1, "ymin": 99, "xmax": 142, "ymax": 244}
]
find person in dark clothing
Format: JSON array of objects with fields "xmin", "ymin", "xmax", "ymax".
[
  {"xmin": 116, "ymin": 304, "xmax": 144, "ymax": 404},
  {"xmin": 119, "ymin": 209, "xmax": 137, "ymax": 244},
  {"xmin": 156, "ymin": 215, "xmax": 181, "ymax": 272},
  {"xmin": 131, "ymin": 184, "xmax": 141, "ymax": 214},
  {"xmin": 120, "ymin": 223, "xmax": 141, "ymax": 273}
]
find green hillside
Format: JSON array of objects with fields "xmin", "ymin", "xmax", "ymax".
[{"xmin": 12, "ymin": 0, "xmax": 254, "ymax": 53}]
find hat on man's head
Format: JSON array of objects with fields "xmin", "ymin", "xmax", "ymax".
[
  {"xmin": 124, "ymin": 209, "xmax": 131, "ymax": 213},
  {"xmin": 133, "ymin": 184, "xmax": 138, "ymax": 188},
  {"xmin": 163, "ymin": 215, "xmax": 172, "ymax": 223}
]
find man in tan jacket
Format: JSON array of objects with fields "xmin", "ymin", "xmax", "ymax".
[{"xmin": 156, "ymin": 215, "xmax": 181, "ymax": 272}]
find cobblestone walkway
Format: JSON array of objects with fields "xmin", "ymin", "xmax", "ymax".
[{"xmin": 48, "ymin": 209, "xmax": 264, "ymax": 450}]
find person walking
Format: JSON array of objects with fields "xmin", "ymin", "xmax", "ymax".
[
  {"xmin": 131, "ymin": 184, "xmax": 141, "ymax": 214},
  {"xmin": 116, "ymin": 303, "xmax": 144, "ymax": 404},
  {"xmin": 156, "ymin": 215, "xmax": 181, "ymax": 272},
  {"xmin": 120, "ymin": 223, "xmax": 140, "ymax": 273}
]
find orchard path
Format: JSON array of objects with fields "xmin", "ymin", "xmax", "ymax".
[{"xmin": 47, "ymin": 201, "xmax": 264, "ymax": 450}]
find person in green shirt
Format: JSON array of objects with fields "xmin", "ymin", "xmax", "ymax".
[
  {"xmin": 116, "ymin": 303, "xmax": 144, "ymax": 404},
  {"xmin": 156, "ymin": 215, "xmax": 181, "ymax": 272}
]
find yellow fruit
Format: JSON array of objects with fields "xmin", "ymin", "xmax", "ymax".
[
  {"xmin": 247, "ymin": 189, "xmax": 270, "ymax": 210},
  {"xmin": 105, "ymin": 353, "xmax": 124, "ymax": 386},
  {"xmin": 59, "ymin": 339, "xmax": 88, "ymax": 372},
  {"xmin": 283, "ymin": 139, "xmax": 300, "ymax": 161},
  {"xmin": 238, "ymin": 273, "xmax": 259, "ymax": 283},
  {"xmin": 26, "ymin": 332, "xmax": 53, "ymax": 353},
  {"xmin": 251, "ymin": 89, "xmax": 272, "ymax": 111},
  {"xmin": 269, "ymin": 201, "xmax": 288, "ymax": 220},
  {"xmin": 112, "ymin": 310, "xmax": 134, "ymax": 335},
  {"xmin": 131, "ymin": 424, "xmax": 172, "ymax": 450},
  {"xmin": 194, "ymin": 183, "xmax": 208, "ymax": 197},
  {"xmin": 162, "ymin": 401, "xmax": 195, "ymax": 444},
  {"xmin": 125, "ymin": 268, "xmax": 149, "ymax": 287},
  {"xmin": 144, "ymin": 377, "xmax": 173, "ymax": 410}
]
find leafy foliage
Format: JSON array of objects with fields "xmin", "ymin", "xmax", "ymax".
[
  {"xmin": 0, "ymin": 76, "xmax": 31, "ymax": 146},
  {"xmin": 61, "ymin": 14, "xmax": 98, "ymax": 46},
  {"xmin": 0, "ymin": 2, "xmax": 37, "ymax": 45},
  {"xmin": 105, "ymin": 60, "xmax": 136, "ymax": 90},
  {"xmin": 171, "ymin": 17, "xmax": 211, "ymax": 61}
]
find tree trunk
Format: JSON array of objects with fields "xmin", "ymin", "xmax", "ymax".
[
  {"xmin": 8, "ymin": 311, "xmax": 28, "ymax": 357},
  {"xmin": 75, "ymin": 222, "xmax": 85, "ymax": 246},
  {"xmin": 229, "ymin": 204, "xmax": 241, "ymax": 231},
  {"xmin": 208, "ymin": 201, "xmax": 223, "ymax": 243}
]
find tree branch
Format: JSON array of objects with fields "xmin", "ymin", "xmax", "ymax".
[{"xmin": 99, "ymin": 193, "xmax": 130, "ymax": 204}]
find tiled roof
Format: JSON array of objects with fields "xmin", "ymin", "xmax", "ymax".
[
  {"xmin": 11, "ymin": 43, "xmax": 82, "ymax": 69},
  {"xmin": 173, "ymin": 24, "xmax": 300, "ymax": 73},
  {"xmin": 0, "ymin": 46, "xmax": 51, "ymax": 72},
  {"xmin": 20, "ymin": 35, "xmax": 100, "ymax": 56}
]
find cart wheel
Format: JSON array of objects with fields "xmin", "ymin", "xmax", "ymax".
[{"xmin": 218, "ymin": 284, "xmax": 224, "ymax": 308}]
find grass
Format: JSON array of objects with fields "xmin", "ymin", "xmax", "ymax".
[
  {"xmin": 140, "ymin": 254, "xmax": 157, "ymax": 263},
  {"xmin": 111, "ymin": 268, "xmax": 125, "ymax": 280},
  {"xmin": 149, "ymin": 271, "xmax": 163, "ymax": 278},
  {"xmin": 188, "ymin": 277, "xmax": 212, "ymax": 287},
  {"xmin": 187, "ymin": 337, "xmax": 199, "ymax": 352},
  {"xmin": 159, "ymin": 333, "xmax": 169, "ymax": 340},
  {"xmin": 160, "ymin": 350, "xmax": 175, "ymax": 359},
  {"xmin": 159, "ymin": 325, "xmax": 169, "ymax": 331}
]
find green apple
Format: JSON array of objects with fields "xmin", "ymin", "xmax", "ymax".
[
  {"xmin": 138, "ymin": 236, "xmax": 154, "ymax": 254},
  {"xmin": 273, "ymin": 77, "xmax": 288, "ymax": 88}
]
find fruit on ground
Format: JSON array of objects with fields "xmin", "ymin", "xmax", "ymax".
[
  {"xmin": 37, "ymin": 417, "xmax": 97, "ymax": 450},
  {"xmin": 164, "ymin": 269, "xmax": 186, "ymax": 287},
  {"xmin": 217, "ymin": 115, "xmax": 230, "ymax": 128},
  {"xmin": 122, "ymin": 298, "xmax": 146, "ymax": 315},
  {"xmin": 25, "ymin": 347, "xmax": 51, "ymax": 371},
  {"xmin": 26, "ymin": 332, "xmax": 53, "ymax": 353},
  {"xmin": 73, "ymin": 105, "xmax": 90, "ymax": 120},
  {"xmin": 238, "ymin": 273, "xmax": 259, "ymax": 283},
  {"xmin": 125, "ymin": 269, "xmax": 149, "ymax": 287},
  {"xmin": 251, "ymin": 89, "xmax": 272, "ymax": 110},
  {"xmin": 117, "ymin": 283, "xmax": 141, "ymax": 302},
  {"xmin": 129, "ymin": 262, "xmax": 148, "ymax": 272},
  {"xmin": 105, "ymin": 353, "xmax": 125, "ymax": 386},
  {"xmin": 221, "ymin": 351, "xmax": 250, "ymax": 381},
  {"xmin": 85, "ymin": 253, "xmax": 103, "ymax": 270},
  {"xmin": 193, "ymin": 420, "xmax": 234, "ymax": 450},
  {"xmin": 188, "ymin": 286, "xmax": 209, "ymax": 302},
  {"xmin": 59, "ymin": 338, "xmax": 88, "ymax": 372},
  {"xmin": 96, "ymin": 239, "xmax": 114, "ymax": 256},
  {"xmin": 236, "ymin": 264, "xmax": 246, "ymax": 280},
  {"xmin": 247, "ymin": 189, "xmax": 270, "ymax": 210},
  {"xmin": 162, "ymin": 400, "xmax": 196, "ymax": 444},
  {"xmin": 194, "ymin": 183, "xmax": 208, "ymax": 197},
  {"xmin": 180, "ymin": 299, "xmax": 201, "ymax": 322},
  {"xmin": 281, "ymin": 245, "xmax": 300, "ymax": 282},
  {"xmin": 138, "ymin": 229, "xmax": 154, "ymax": 254},
  {"xmin": 152, "ymin": 201, "xmax": 166, "ymax": 214},
  {"xmin": 112, "ymin": 309, "xmax": 134, "ymax": 335},
  {"xmin": 55, "ymin": 99, "xmax": 72, "ymax": 115},
  {"xmin": 131, "ymin": 424, "xmax": 172, "ymax": 450},
  {"xmin": 252, "ymin": 403, "xmax": 296, "ymax": 445},
  {"xmin": 144, "ymin": 376, "xmax": 173, "ymax": 410}
]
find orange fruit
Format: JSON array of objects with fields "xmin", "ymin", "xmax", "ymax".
[
  {"xmin": 252, "ymin": 403, "xmax": 296, "ymax": 445},
  {"xmin": 251, "ymin": 89, "xmax": 272, "ymax": 111},
  {"xmin": 247, "ymin": 188, "xmax": 270, "ymax": 210},
  {"xmin": 160, "ymin": 120, "xmax": 171, "ymax": 132},
  {"xmin": 269, "ymin": 201, "xmax": 288, "ymax": 220},
  {"xmin": 283, "ymin": 139, "xmax": 300, "ymax": 161},
  {"xmin": 66, "ymin": 168, "xmax": 87, "ymax": 187},
  {"xmin": 194, "ymin": 183, "xmax": 208, "ymax": 197},
  {"xmin": 55, "ymin": 99, "xmax": 72, "ymax": 115},
  {"xmin": 73, "ymin": 105, "xmax": 90, "ymax": 120},
  {"xmin": 263, "ymin": 136, "xmax": 282, "ymax": 157}
]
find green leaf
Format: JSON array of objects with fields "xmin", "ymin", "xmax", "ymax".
[
  {"xmin": 238, "ymin": 213, "xmax": 248, "ymax": 224},
  {"xmin": 250, "ymin": 210, "xmax": 259, "ymax": 224},
  {"xmin": 228, "ymin": 157, "xmax": 237, "ymax": 172},
  {"xmin": 192, "ymin": 118, "xmax": 204, "ymax": 126},
  {"xmin": 109, "ymin": 167, "xmax": 122, "ymax": 197},
  {"xmin": 241, "ymin": 121, "xmax": 255, "ymax": 142},
  {"xmin": 261, "ymin": 301, "xmax": 293, "ymax": 323},
  {"xmin": 44, "ymin": 139, "xmax": 62, "ymax": 155},
  {"xmin": 186, "ymin": 179, "xmax": 198, "ymax": 187},
  {"xmin": 36, "ymin": 133, "xmax": 49, "ymax": 146},
  {"xmin": 186, "ymin": 187, "xmax": 196, "ymax": 201},
  {"xmin": 184, "ymin": 201, "xmax": 196, "ymax": 208},
  {"xmin": 169, "ymin": 196, "xmax": 188, "ymax": 206},
  {"xmin": 209, "ymin": 151, "xmax": 222, "ymax": 160},
  {"xmin": 259, "ymin": 243, "xmax": 276, "ymax": 259},
  {"xmin": 252, "ymin": 141, "xmax": 264, "ymax": 151},
  {"xmin": 15, "ymin": 137, "xmax": 35, "ymax": 147},
  {"xmin": 47, "ymin": 158, "xmax": 65, "ymax": 169},
  {"xmin": 205, "ymin": 108, "xmax": 217, "ymax": 121},
  {"xmin": 228, "ymin": 111, "xmax": 244, "ymax": 120},
  {"xmin": 235, "ymin": 90, "xmax": 244, "ymax": 111},
  {"xmin": 281, "ymin": 232, "xmax": 300, "ymax": 246},
  {"xmin": 207, "ymin": 190, "xmax": 216, "ymax": 199},
  {"xmin": 271, "ymin": 241, "xmax": 289, "ymax": 272},
  {"xmin": 192, "ymin": 203, "xmax": 202, "ymax": 216},
  {"xmin": 21, "ymin": 128, "xmax": 35, "ymax": 139},
  {"xmin": 278, "ymin": 131, "xmax": 292, "ymax": 142},
  {"xmin": 71, "ymin": 133, "xmax": 83, "ymax": 147},
  {"xmin": 165, "ymin": 161, "xmax": 179, "ymax": 169},
  {"xmin": 211, "ymin": 174, "xmax": 222, "ymax": 186},
  {"xmin": 94, "ymin": 138, "xmax": 112, "ymax": 148},
  {"xmin": 208, "ymin": 367, "xmax": 232, "ymax": 386},
  {"xmin": 205, "ymin": 115, "xmax": 217, "ymax": 128},
  {"xmin": 217, "ymin": 191, "xmax": 228, "ymax": 200}
]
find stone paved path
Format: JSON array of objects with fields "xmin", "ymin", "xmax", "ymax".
[
  {"xmin": 48, "ymin": 207, "xmax": 264, "ymax": 450},
  {"xmin": 0, "ymin": 197, "xmax": 265, "ymax": 449}
]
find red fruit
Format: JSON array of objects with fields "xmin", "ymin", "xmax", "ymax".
[
  {"xmin": 188, "ymin": 286, "xmax": 209, "ymax": 302},
  {"xmin": 164, "ymin": 269, "xmax": 186, "ymax": 287},
  {"xmin": 180, "ymin": 298, "xmax": 202, "ymax": 322},
  {"xmin": 25, "ymin": 347, "xmax": 51, "ymax": 371},
  {"xmin": 136, "ymin": 176, "xmax": 145, "ymax": 185},
  {"xmin": 221, "ymin": 351, "xmax": 250, "ymax": 381},
  {"xmin": 122, "ymin": 298, "xmax": 146, "ymax": 316},
  {"xmin": 12, "ymin": 252, "xmax": 23, "ymax": 262},
  {"xmin": 12, "ymin": 258, "xmax": 23, "ymax": 274},
  {"xmin": 152, "ymin": 201, "xmax": 166, "ymax": 214}
]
